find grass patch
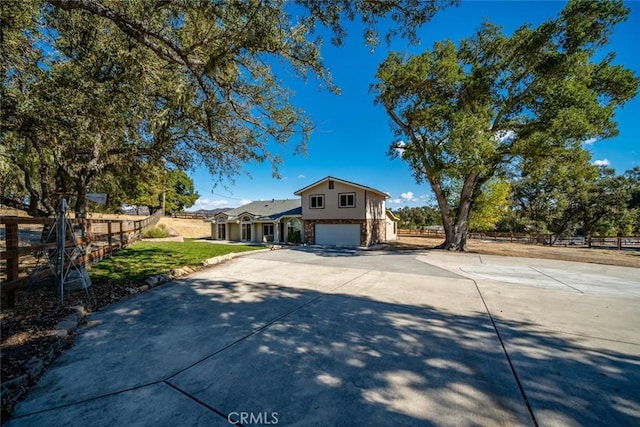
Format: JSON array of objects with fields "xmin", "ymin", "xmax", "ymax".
[{"xmin": 88, "ymin": 240, "xmax": 261, "ymax": 285}]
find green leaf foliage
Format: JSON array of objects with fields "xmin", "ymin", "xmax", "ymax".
[
  {"xmin": 2, "ymin": 0, "xmax": 453, "ymax": 215},
  {"xmin": 373, "ymin": 0, "xmax": 638, "ymax": 250}
]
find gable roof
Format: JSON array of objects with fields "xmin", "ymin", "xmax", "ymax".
[
  {"xmin": 222, "ymin": 199, "xmax": 301, "ymax": 220},
  {"xmin": 294, "ymin": 176, "xmax": 389, "ymax": 198}
]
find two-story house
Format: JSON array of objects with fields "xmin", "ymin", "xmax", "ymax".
[{"xmin": 207, "ymin": 176, "xmax": 397, "ymax": 247}]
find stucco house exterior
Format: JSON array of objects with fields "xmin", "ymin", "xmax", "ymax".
[
  {"xmin": 206, "ymin": 176, "xmax": 397, "ymax": 247},
  {"xmin": 208, "ymin": 199, "xmax": 302, "ymax": 244}
]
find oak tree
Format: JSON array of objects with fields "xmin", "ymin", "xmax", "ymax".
[
  {"xmin": 2, "ymin": 0, "xmax": 455, "ymax": 216},
  {"xmin": 373, "ymin": 0, "xmax": 638, "ymax": 250}
]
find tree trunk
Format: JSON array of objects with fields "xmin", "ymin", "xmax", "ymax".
[
  {"xmin": 75, "ymin": 180, "xmax": 88, "ymax": 219},
  {"xmin": 441, "ymin": 220, "xmax": 469, "ymax": 250},
  {"xmin": 429, "ymin": 176, "xmax": 474, "ymax": 251}
]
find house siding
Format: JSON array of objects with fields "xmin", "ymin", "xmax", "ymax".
[
  {"xmin": 385, "ymin": 215, "xmax": 398, "ymax": 241},
  {"xmin": 365, "ymin": 193, "xmax": 386, "ymax": 220},
  {"xmin": 300, "ymin": 181, "xmax": 367, "ymax": 220},
  {"xmin": 228, "ymin": 224, "xmax": 240, "ymax": 241}
]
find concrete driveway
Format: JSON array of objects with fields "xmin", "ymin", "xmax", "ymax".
[{"xmin": 6, "ymin": 247, "xmax": 640, "ymax": 426}]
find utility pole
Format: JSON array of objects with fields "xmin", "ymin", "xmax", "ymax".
[
  {"xmin": 162, "ymin": 187, "xmax": 166, "ymax": 216},
  {"xmin": 162, "ymin": 159, "xmax": 167, "ymax": 216}
]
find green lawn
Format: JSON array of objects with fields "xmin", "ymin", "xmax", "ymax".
[{"xmin": 88, "ymin": 240, "xmax": 261, "ymax": 285}]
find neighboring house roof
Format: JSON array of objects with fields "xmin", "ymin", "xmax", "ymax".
[
  {"xmin": 196, "ymin": 208, "xmax": 229, "ymax": 216},
  {"xmin": 386, "ymin": 210, "xmax": 399, "ymax": 221},
  {"xmin": 207, "ymin": 199, "xmax": 301, "ymax": 222},
  {"xmin": 294, "ymin": 176, "xmax": 390, "ymax": 199}
]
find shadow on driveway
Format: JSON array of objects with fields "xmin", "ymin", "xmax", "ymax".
[{"xmin": 7, "ymin": 274, "xmax": 639, "ymax": 426}]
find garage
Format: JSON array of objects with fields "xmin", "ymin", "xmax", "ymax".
[{"xmin": 315, "ymin": 224, "xmax": 361, "ymax": 247}]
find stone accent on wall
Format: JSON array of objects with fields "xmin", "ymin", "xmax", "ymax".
[
  {"xmin": 365, "ymin": 219, "xmax": 386, "ymax": 246},
  {"xmin": 303, "ymin": 219, "xmax": 386, "ymax": 246}
]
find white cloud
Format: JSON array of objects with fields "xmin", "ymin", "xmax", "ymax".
[
  {"xmin": 297, "ymin": 174, "xmax": 306, "ymax": 179},
  {"xmin": 583, "ymin": 137, "xmax": 597, "ymax": 145},
  {"xmin": 401, "ymin": 191, "xmax": 414, "ymax": 200},
  {"xmin": 593, "ymin": 159, "xmax": 610, "ymax": 167},
  {"xmin": 187, "ymin": 198, "xmax": 229, "ymax": 211},
  {"xmin": 187, "ymin": 197, "xmax": 252, "ymax": 211}
]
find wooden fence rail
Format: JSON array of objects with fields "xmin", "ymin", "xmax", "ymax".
[
  {"xmin": 1, "ymin": 210, "xmax": 163, "ymax": 307},
  {"xmin": 171, "ymin": 212, "xmax": 208, "ymax": 219},
  {"xmin": 398, "ymin": 229, "xmax": 640, "ymax": 249}
]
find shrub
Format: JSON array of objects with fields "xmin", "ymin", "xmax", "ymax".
[
  {"xmin": 142, "ymin": 223, "xmax": 170, "ymax": 238},
  {"xmin": 287, "ymin": 230, "xmax": 301, "ymax": 244}
]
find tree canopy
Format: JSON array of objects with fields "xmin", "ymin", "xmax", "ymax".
[
  {"xmin": 373, "ymin": 0, "xmax": 638, "ymax": 250},
  {"xmin": 1, "ymin": 0, "xmax": 455, "ymax": 216}
]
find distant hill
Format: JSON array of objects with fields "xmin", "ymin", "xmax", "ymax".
[
  {"xmin": 172, "ymin": 208, "xmax": 231, "ymax": 219},
  {"xmin": 189, "ymin": 208, "xmax": 230, "ymax": 216}
]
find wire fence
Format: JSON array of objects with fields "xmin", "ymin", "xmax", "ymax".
[{"xmin": 0, "ymin": 210, "xmax": 163, "ymax": 307}]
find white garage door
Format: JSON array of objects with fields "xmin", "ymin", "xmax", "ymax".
[{"xmin": 315, "ymin": 224, "xmax": 361, "ymax": 247}]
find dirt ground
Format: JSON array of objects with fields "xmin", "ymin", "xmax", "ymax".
[
  {"xmin": 393, "ymin": 236, "xmax": 640, "ymax": 268},
  {"xmin": 156, "ymin": 217, "xmax": 211, "ymax": 238}
]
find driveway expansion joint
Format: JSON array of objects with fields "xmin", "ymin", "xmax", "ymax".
[
  {"xmin": 6, "ymin": 380, "xmax": 164, "ymax": 421},
  {"xmin": 164, "ymin": 380, "xmax": 232, "ymax": 423},
  {"xmin": 471, "ymin": 277, "xmax": 539, "ymax": 427},
  {"xmin": 529, "ymin": 267, "xmax": 584, "ymax": 293}
]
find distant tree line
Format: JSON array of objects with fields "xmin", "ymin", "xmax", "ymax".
[{"xmin": 394, "ymin": 165, "xmax": 640, "ymax": 240}]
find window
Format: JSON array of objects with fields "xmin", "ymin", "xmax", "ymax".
[
  {"xmin": 217, "ymin": 223, "xmax": 226, "ymax": 240},
  {"xmin": 263, "ymin": 224, "xmax": 274, "ymax": 239},
  {"xmin": 339, "ymin": 192, "xmax": 355, "ymax": 208},
  {"xmin": 241, "ymin": 223, "xmax": 252, "ymax": 241},
  {"xmin": 328, "ymin": 180, "xmax": 334, "ymax": 189},
  {"xmin": 310, "ymin": 194, "xmax": 324, "ymax": 209}
]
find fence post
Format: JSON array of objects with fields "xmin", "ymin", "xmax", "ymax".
[
  {"xmin": 5, "ymin": 221, "xmax": 19, "ymax": 307},
  {"xmin": 6, "ymin": 222, "xmax": 19, "ymax": 282},
  {"xmin": 119, "ymin": 221, "xmax": 124, "ymax": 247},
  {"xmin": 617, "ymin": 237, "xmax": 622, "ymax": 251},
  {"xmin": 107, "ymin": 221, "xmax": 112, "ymax": 251}
]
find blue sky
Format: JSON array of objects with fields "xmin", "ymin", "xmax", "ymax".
[{"xmin": 187, "ymin": 1, "xmax": 640, "ymax": 211}]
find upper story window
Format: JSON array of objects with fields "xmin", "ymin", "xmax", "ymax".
[
  {"xmin": 328, "ymin": 180, "xmax": 334, "ymax": 189},
  {"xmin": 310, "ymin": 194, "xmax": 324, "ymax": 209},
  {"xmin": 339, "ymin": 192, "xmax": 355, "ymax": 208}
]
